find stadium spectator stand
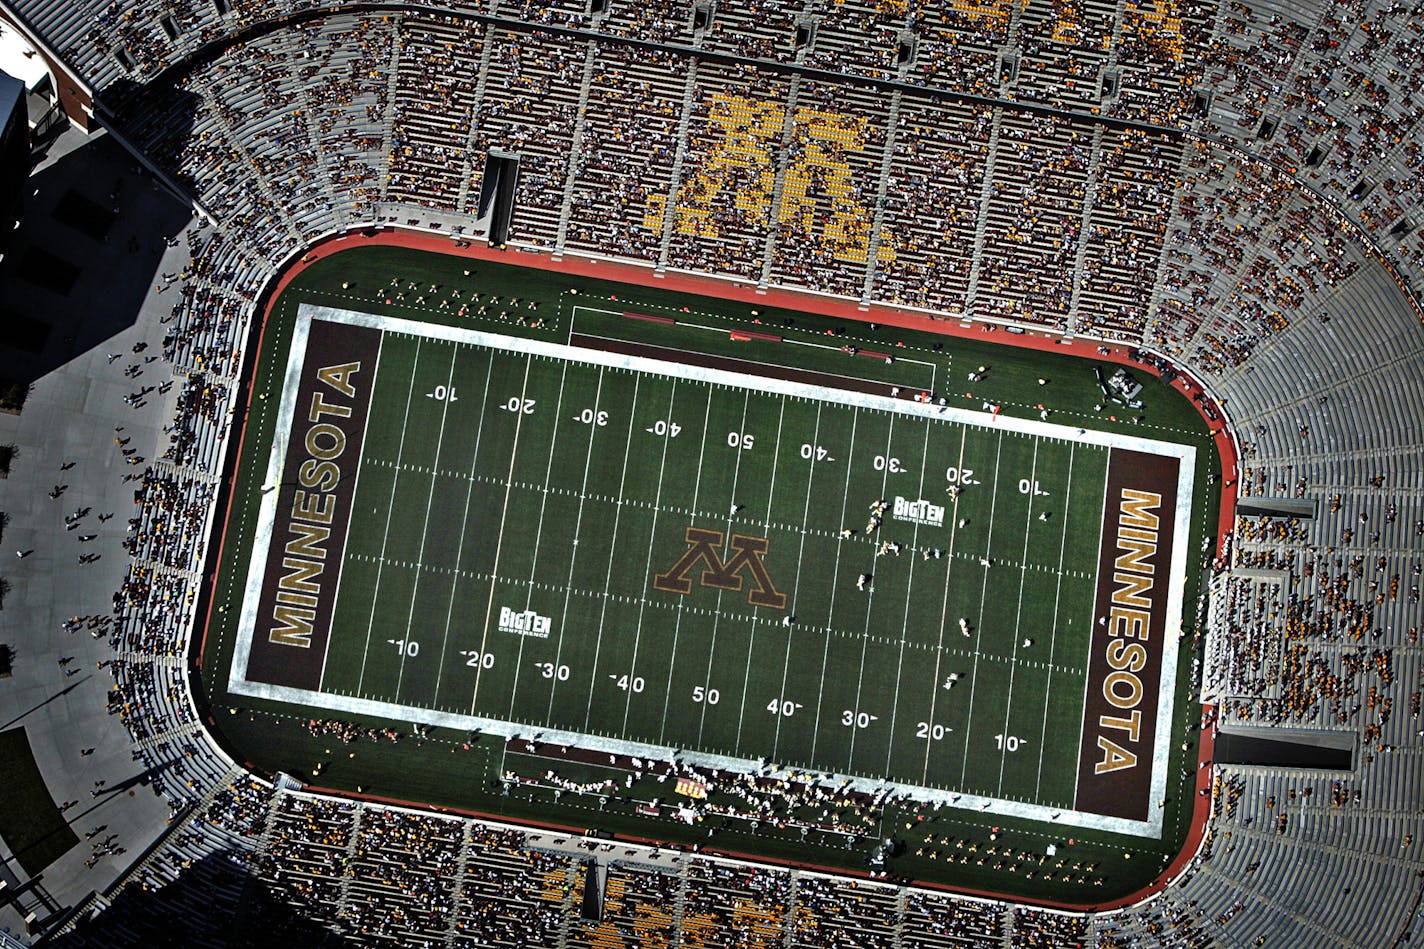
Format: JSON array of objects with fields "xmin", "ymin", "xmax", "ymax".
[{"xmin": 0, "ymin": 0, "xmax": 1420, "ymax": 945}]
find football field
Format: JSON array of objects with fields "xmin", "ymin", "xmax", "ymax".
[{"xmin": 229, "ymin": 302, "xmax": 1193, "ymax": 837}]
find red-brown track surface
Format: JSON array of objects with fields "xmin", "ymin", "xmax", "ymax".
[{"xmin": 201, "ymin": 227, "xmax": 1230, "ymax": 913}]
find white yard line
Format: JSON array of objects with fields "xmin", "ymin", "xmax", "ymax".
[
  {"xmin": 769, "ymin": 403, "xmax": 823, "ymax": 762},
  {"xmin": 1035, "ymin": 441, "xmax": 1077, "ymax": 799},
  {"xmin": 430, "ymin": 351, "xmax": 496, "ymax": 705},
  {"xmin": 544, "ymin": 367, "xmax": 606, "ymax": 724},
  {"xmin": 356, "ymin": 336, "xmax": 424, "ymax": 696},
  {"xmin": 920, "ymin": 427, "xmax": 968, "ymax": 784},
  {"xmin": 808, "ymin": 407, "xmax": 860, "ymax": 765},
  {"xmin": 844, "ymin": 414, "xmax": 896, "ymax": 770},
  {"xmin": 469, "ymin": 355, "xmax": 535, "ymax": 711},
  {"xmin": 619, "ymin": 380, "xmax": 678, "ymax": 734},
  {"xmin": 393, "ymin": 345, "xmax": 461, "ymax": 700},
  {"xmin": 733, "ymin": 397, "xmax": 786, "ymax": 755},
  {"xmin": 994, "ymin": 438, "xmax": 1040, "ymax": 795},
  {"xmin": 505, "ymin": 361, "xmax": 571, "ymax": 719},
  {"xmin": 317, "ymin": 329, "xmax": 384, "ymax": 692},
  {"xmin": 880, "ymin": 421, "xmax": 932, "ymax": 774},
  {"xmin": 582, "ymin": 375, "xmax": 642, "ymax": 730},
  {"xmin": 696, "ymin": 390, "xmax": 750, "ymax": 748},
  {"xmin": 957, "ymin": 430, "xmax": 1004, "ymax": 788}
]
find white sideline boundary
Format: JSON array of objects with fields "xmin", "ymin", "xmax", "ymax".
[{"xmin": 229, "ymin": 303, "xmax": 1196, "ymax": 839}]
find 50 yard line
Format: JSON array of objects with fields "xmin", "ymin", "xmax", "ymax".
[{"xmin": 695, "ymin": 389, "xmax": 751, "ymax": 748}]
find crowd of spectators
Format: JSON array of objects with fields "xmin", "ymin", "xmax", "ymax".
[
  {"xmin": 7, "ymin": 0, "xmax": 1422, "ymax": 945},
  {"xmin": 874, "ymin": 94, "xmax": 991, "ymax": 311},
  {"xmin": 10, "ymin": 0, "xmax": 1420, "ymax": 291},
  {"xmin": 232, "ymin": 791, "xmax": 1109, "ymax": 948},
  {"xmin": 121, "ymin": 468, "xmax": 214, "ymax": 572},
  {"xmin": 563, "ymin": 44, "xmax": 684, "ymax": 262},
  {"xmin": 566, "ymin": 864, "xmax": 680, "ymax": 947},
  {"xmin": 43, "ymin": 0, "xmax": 1417, "ymax": 362}
]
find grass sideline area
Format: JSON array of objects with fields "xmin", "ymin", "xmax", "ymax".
[
  {"xmin": 198, "ymin": 241, "xmax": 1222, "ymax": 905},
  {"xmin": 0, "ymin": 727, "xmax": 79, "ymax": 876}
]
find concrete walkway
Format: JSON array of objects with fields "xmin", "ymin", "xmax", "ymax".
[{"xmin": 0, "ymin": 127, "xmax": 196, "ymax": 938}]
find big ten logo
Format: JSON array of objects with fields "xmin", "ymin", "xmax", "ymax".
[
  {"xmin": 498, "ymin": 606, "xmax": 553, "ymax": 638},
  {"xmin": 643, "ymin": 95, "xmax": 895, "ymax": 267},
  {"xmin": 653, "ymin": 526, "xmax": 787, "ymax": 609}
]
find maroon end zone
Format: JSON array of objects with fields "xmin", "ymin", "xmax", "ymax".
[
  {"xmin": 244, "ymin": 317, "xmax": 381, "ymax": 691},
  {"xmin": 1075, "ymin": 448, "xmax": 1180, "ymax": 822}
]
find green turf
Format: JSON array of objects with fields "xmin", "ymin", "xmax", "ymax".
[
  {"xmin": 0, "ymin": 727, "xmax": 79, "ymax": 875},
  {"xmin": 199, "ymin": 243, "xmax": 1223, "ymax": 902},
  {"xmin": 308, "ymin": 323, "xmax": 1109, "ymax": 810}
]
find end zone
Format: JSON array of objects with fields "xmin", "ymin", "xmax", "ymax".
[
  {"xmin": 231, "ymin": 316, "xmax": 381, "ymax": 692},
  {"xmin": 1075, "ymin": 447, "xmax": 1191, "ymax": 827}
]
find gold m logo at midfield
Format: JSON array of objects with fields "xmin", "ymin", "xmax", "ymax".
[{"xmin": 653, "ymin": 526, "xmax": 787, "ymax": 609}]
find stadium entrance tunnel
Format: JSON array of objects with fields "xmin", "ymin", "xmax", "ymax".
[{"xmin": 1214, "ymin": 727, "xmax": 1354, "ymax": 770}]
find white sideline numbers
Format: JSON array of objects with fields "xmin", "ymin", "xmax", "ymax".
[
  {"xmin": 428, "ymin": 385, "xmax": 458, "ymax": 402},
  {"xmin": 767, "ymin": 698, "xmax": 801, "ymax": 716},
  {"xmin": 387, "ymin": 638, "xmax": 418, "ymax": 657},
  {"xmin": 727, "ymin": 431, "xmax": 755, "ymax": 450},
  {"xmin": 503, "ymin": 397, "xmax": 536, "ymax": 414},
  {"xmin": 873, "ymin": 454, "xmax": 904, "ymax": 473},
  {"xmin": 646, "ymin": 420, "xmax": 682, "ymax": 437},
  {"xmin": 1018, "ymin": 478, "xmax": 1048, "ymax": 496},
  {"xmin": 945, "ymin": 466, "xmax": 977, "ymax": 484},
  {"xmin": 996, "ymin": 733, "xmax": 1025, "ymax": 752},
  {"xmin": 917, "ymin": 721, "xmax": 949, "ymax": 740},
  {"xmin": 842, "ymin": 710, "xmax": 877, "ymax": 728},
  {"xmin": 613, "ymin": 674, "xmax": 645, "ymax": 693},
  {"xmin": 692, "ymin": 686, "xmax": 720, "ymax": 705},
  {"xmin": 536, "ymin": 662, "xmax": 570, "ymax": 681},
  {"xmin": 460, "ymin": 650, "xmax": 495, "ymax": 669},
  {"xmin": 800, "ymin": 443, "xmax": 833, "ymax": 462},
  {"xmin": 575, "ymin": 408, "xmax": 609, "ymax": 427}
]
